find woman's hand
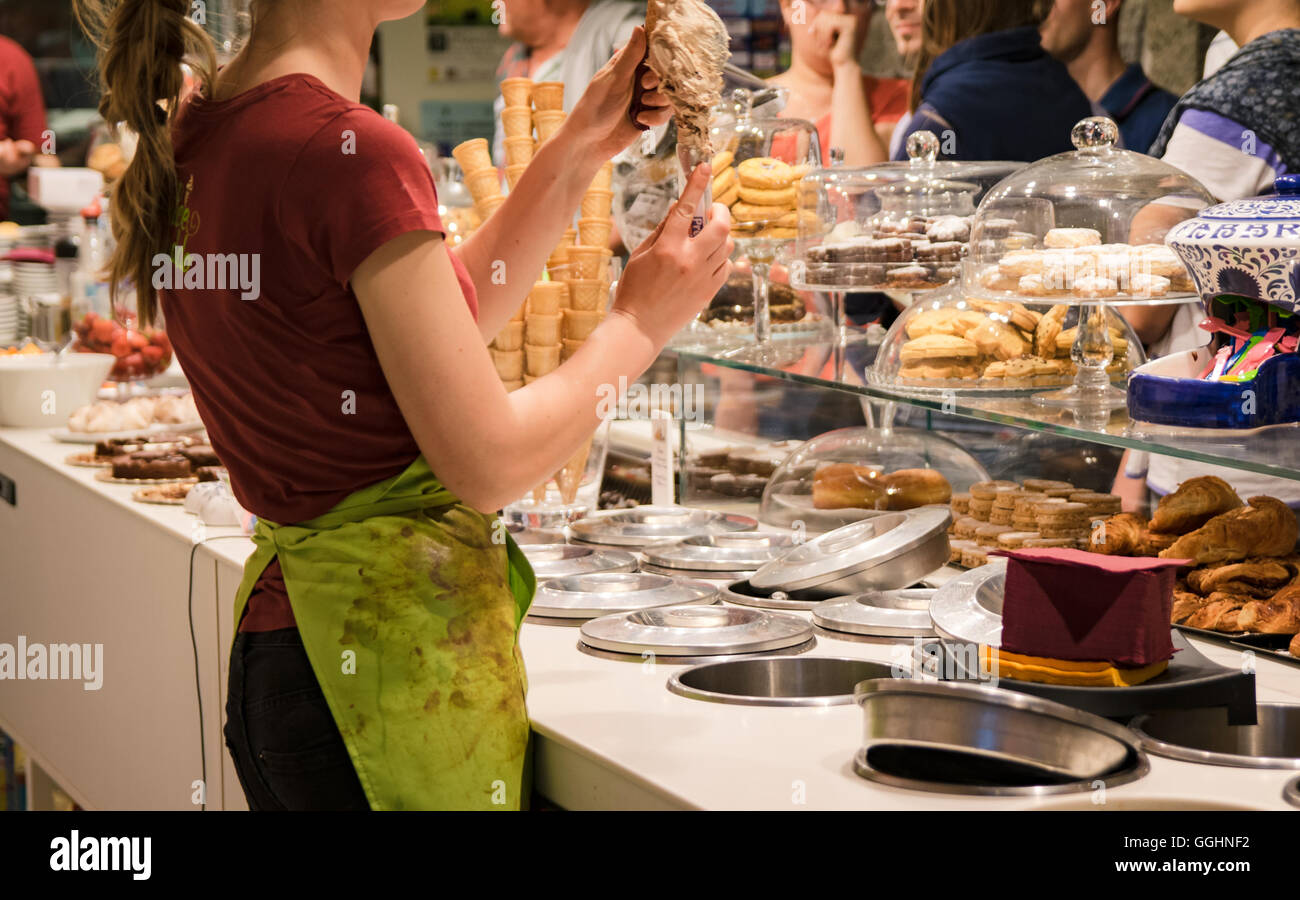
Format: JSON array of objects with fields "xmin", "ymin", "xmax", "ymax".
[
  {"xmin": 612, "ymin": 162, "xmax": 734, "ymax": 347},
  {"xmin": 565, "ymin": 26, "xmax": 673, "ymax": 161},
  {"xmin": 814, "ymin": 11, "xmax": 865, "ymax": 78}
]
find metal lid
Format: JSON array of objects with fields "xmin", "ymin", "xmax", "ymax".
[
  {"xmin": 1286, "ymin": 776, "xmax": 1300, "ymax": 810},
  {"xmin": 854, "ymin": 677, "xmax": 1143, "ymax": 782},
  {"xmin": 641, "ymin": 532, "xmax": 797, "ymax": 572},
  {"xmin": 720, "ymin": 578, "xmax": 840, "ymax": 610},
  {"xmin": 750, "ymin": 507, "xmax": 951, "ymax": 591},
  {"xmin": 529, "ymin": 572, "xmax": 718, "ymax": 620},
  {"xmin": 521, "ymin": 544, "xmax": 637, "ymax": 580},
  {"xmin": 928, "ymin": 558, "xmax": 1005, "ymax": 647},
  {"xmin": 580, "ymin": 604, "xmax": 813, "ymax": 656},
  {"xmin": 568, "ymin": 506, "xmax": 758, "ymax": 548},
  {"xmin": 812, "ymin": 588, "xmax": 937, "ymax": 638}
]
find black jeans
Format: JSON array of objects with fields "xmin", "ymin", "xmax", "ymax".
[{"xmin": 224, "ymin": 627, "xmax": 370, "ymax": 810}]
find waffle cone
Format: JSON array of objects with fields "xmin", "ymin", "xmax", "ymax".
[
  {"xmin": 490, "ymin": 348, "xmax": 523, "ymax": 381},
  {"xmin": 501, "ymin": 105, "xmax": 534, "ymax": 139},
  {"xmin": 535, "ymin": 110, "xmax": 566, "ymax": 142},
  {"xmin": 500, "ymin": 77, "xmax": 533, "ymax": 108},
  {"xmin": 465, "ymin": 166, "xmax": 502, "ymax": 202},
  {"xmin": 451, "ymin": 138, "xmax": 491, "ymax": 173},
  {"xmin": 528, "ymin": 281, "xmax": 568, "ymax": 315},
  {"xmin": 504, "ymin": 137, "xmax": 534, "ymax": 167},
  {"xmin": 525, "ymin": 313, "xmax": 561, "ymax": 345},
  {"xmin": 563, "ymin": 308, "xmax": 601, "ymax": 340},
  {"xmin": 492, "ymin": 320, "xmax": 524, "ymax": 351},
  {"xmin": 501, "ymin": 378, "xmax": 524, "ymax": 392},
  {"xmin": 532, "ymin": 81, "xmax": 565, "ymax": 111},
  {"xmin": 578, "ymin": 217, "xmax": 611, "ymax": 246},
  {"xmin": 505, "ymin": 164, "xmax": 528, "ymax": 190},
  {"xmin": 477, "ymin": 195, "xmax": 506, "ymax": 219},
  {"xmin": 555, "ymin": 433, "xmax": 595, "ymax": 505},
  {"xmin": 581, "ymin": 190, "xmax": 614, "ymax": 219},
  {"xmin": 566, "ymin": 278, "xmax": 606, "ymax": 311},
  {"xmin": 525, "ymin": 343, "xmax": 561, "ymax": 375},
  {"xmin": 567, "ymin": 245, "xmax": 605, "ymax": 279},
  {"xmin": 561, "ymin": 337, "xmax": 584, "ymax": 361},
  {"xmin": 590, "ymin": 161, "xmax": 613, "ymax": 192},
  {"xmin": 560, "ymin": 228, "xmax": 577, "ymax": 247}
]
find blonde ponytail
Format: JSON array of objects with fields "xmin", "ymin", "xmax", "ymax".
[{"xmin": 74, "ymin": 0, "xmax": 217, "ymax": 326}]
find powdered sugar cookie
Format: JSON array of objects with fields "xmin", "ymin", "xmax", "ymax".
[{"xmin": 1043, "ymin": 227, "xmax": 1102, "ymax": 249}]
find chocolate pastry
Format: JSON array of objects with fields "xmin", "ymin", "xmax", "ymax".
[
  {"xmin": 703, "ymin": 274, "xmax": 805, "ymax": 323},
  {"xmin": 112, "ymin": 451, "xmax": 192, "ymax": 480},
  {"xmin": 1184, "ymin": 592, "xmax": 1248, "ymax": 631},
  {"xmin": 825, "ymin": 240, "xmax": 871, "ymax": 263},
  {"xmin": 709, "ymin": 472, "xmax": 766, "ymax": 498},
  {"xmin": 180, "ymin": 444, "xmax": 222, "ymax": 467},
  {"xmin": 694, "ymin": 447, "xmax": 732, "ymax": 468},
  {"xmin": 1236, "ymin": 584, "xmax": 1300, "ymax": 633},
  {"xmin": 1149, "ymin": 475, "xmax": 1243, "ymax": 534},
  {"xmin": 1186, "ymin": 560, "xmax": 1293, "ymax": 594},
  {"xmin": 915, "ymin": 241, "xmax": 964, "ymax": 262},
  {"xmin": 868, "ymin": 238, "xmax": 913, "ymax": 263},
  {"xmin": 196, "ymin": 466, "xmax": 227, "ymax": 483},
  {"xmin": 979, "ymin": 218, "xmax": 1017, "ymax": 239}
]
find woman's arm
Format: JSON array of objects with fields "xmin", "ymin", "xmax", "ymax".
[
  {"xmin": 354, "ymin": 165, "xmax": 733, "ymax": 513},
  {"xmin": 819, "ymin": 13, "xmax": 889, "ymax": 166},
  {"xmin": 454, "ymin": 26, "xmax": 671, "ymax": 341}
]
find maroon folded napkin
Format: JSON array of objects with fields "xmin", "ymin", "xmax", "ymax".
[{"xmin": 990, "ymin": 548, "xmax": 1191, "ymax": 667}]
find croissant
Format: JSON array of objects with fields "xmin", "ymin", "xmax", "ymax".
[
  {"xmin": 1186, "ymin": 560, "xmax": 1293, "ymax": 594},
  {"xmin": 1149, "ymin": 476, "xmax": 1243, "ymax": 534},
  {"xmin": 1291, "ymin": 632, "xmax": 1300, "ymax": 657},
  {"xmin": 1236, "ymin": 584, "xmax": 1300, "ymax": 634},
  {"xmin": 1160, "ymin": 496, "xmax": 1299, "ymax": 565},
  {"xmin": 1138, "ymin": 529, "xmax": 1178, "ymax": 556},
  {"xmin": 1185, "ymin": 592, "xmax": 1247, "ymax": 632},
  {"xmin": 1172, "ymin": 590, "xmax": 1212, "ymax": 624},
  {"xmin": 1087, "ymin": 513, "xmax": 1147, "ymax": 555}
]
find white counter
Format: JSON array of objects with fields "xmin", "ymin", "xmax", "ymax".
[{"xmin": 2, "ymin": 423, "xmax": 1298, "ymax": 811}]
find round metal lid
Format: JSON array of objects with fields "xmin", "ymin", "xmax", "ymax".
[
  {"xmin": 750, "ymin": 507, "xmax": 951, "ymax": 592},
  {"xmin": 928, "ymin": 558, "xmax": 1005, "ymax": 647},
  {"xmin": 520, "ymin": 544, "xmax": 637, "ymax": 580},
  {"xmin": 720, "ymin": 578, "xmax": 839, "ymax": 610},
  {"xmin": 1286, "ymin": 776, "xmax": 1300, "ymax": 810},
  {"xmin": 641, "ymin": 532, "xmax": 797, "ymax": 572},
  {"xmin": 579, "ymin": 604, "xmax": 814, "ymax": 656},
  {"xmin": 529, "ymin": 572, "xmax": 718, "ymax": 620},
  {"xmin": 813, "ymin": 588, "xmax": 937, "ymax": 638},
  {"xmin": 568, "ymin": 506, "xmax": 758, "ymax": 548}
]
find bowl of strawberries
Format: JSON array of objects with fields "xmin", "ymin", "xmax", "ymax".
[{"xmin": 72, "ymin": 312, "xmax": 173, "ymax": 382}]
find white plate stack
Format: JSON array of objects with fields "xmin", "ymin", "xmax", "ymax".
[
  {"xmin": 0, "ymin": 294, "xmax": 19, "ymax": 345},
  {"xmin": 13, "ymin": 259, "xmax": 56, "ymax": 299}
]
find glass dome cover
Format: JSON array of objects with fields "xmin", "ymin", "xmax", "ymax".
[
  {"xmin": 867, "ymin": 281, "xmax": 1146, "ymax": 395},
  {"xmin": 758, "ymin": 426, "xmax": 991, "ymax": 532},
  {"xmin": 790, "ymin": 131, "xmax": 1025, "ymax": 293},
  {"xmin": 965, "ymin": 117, "xmax": 1217, "ymax": 304}
]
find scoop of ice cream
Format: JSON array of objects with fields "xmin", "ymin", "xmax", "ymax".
[{"xmin": 646, "ymin": 0, "xmax": 729, "ymax": 158}]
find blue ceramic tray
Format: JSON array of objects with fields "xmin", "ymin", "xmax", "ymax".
[{"xmin": 1127, "ymin": 346, "xmax": 1300, "ymax": 429}]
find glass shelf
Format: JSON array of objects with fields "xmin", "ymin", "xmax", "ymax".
[{"xmin": 675, "ymin": 336, "xmax": 1300, "ymax": 484}]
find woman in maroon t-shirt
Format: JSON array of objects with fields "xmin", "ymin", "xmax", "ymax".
[{"xmin": 77, "ymin": 0, "xmax": 732, "ymax": 810}]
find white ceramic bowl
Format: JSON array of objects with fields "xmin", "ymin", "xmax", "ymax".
[{"xmin": 0, "ymin": 353, "xmax": 114, "ymax": 427}]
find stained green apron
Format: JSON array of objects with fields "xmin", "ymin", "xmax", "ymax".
[{"xmin": 232, "ymin": 456, "xmax": 535, "ymax": 810}]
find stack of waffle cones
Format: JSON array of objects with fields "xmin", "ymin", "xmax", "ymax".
[
  {"xmin": 451, "ymin": 138, "xmax": 503, "ymax": 221},
  {"xmin": 498, "ymin": 77, "xmax": 568, "ymax": 192}
]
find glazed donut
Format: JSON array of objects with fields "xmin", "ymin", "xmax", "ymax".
[
  {"xmin": 730, "ymin": 201, "xmax": 786, "ymax": 223},
  {"xmin": 711, "ymin": 149, "xmax": 735, "ymax": 172},
  {"xmin": 712, "ymin": 166, "xmax": 738, "ymax": 196},
  {"xmin": 737, "ymin": 156, "xmax": 795, "ymax": 189},
  {"xmin": 881, "ymin": 468, "xmax": 953, "ymax": 510}
]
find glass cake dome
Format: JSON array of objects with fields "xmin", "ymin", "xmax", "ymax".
[
  {"xmin": 758, "ymin": 426, "xmax": 990, "ymax": 532},
  {"xmin": 964, "ymin": 117, "xmax": 1216, "ymax": 305},
  {"xmin": 866, "ymin": 281, "xmax": 1146, "ymax": 395},
  {"xmin": 789, "ymin": 132, "xmax": 1024, "ymax": 293}
]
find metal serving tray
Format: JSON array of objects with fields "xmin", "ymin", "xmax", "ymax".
[
  {"xmin": 641, "ymin": 532, "xmax": 797, "ymax": 573},
  {"xmin": 521, "ymin": 544, "xmax": 637, "ymax": 580}
]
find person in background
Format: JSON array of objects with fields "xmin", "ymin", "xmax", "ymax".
[
  {"xmin": 1112, "ymin": 0, "xmax": 1300, "ymax": 510},
  {"xmin": 492, "ymin": 0, "xmax": 640, "ymax": 167},
  {"xmin": 1040, "ymin": 0, "xmax": 1178, "ymax": 153},
  {"xmin": 0, "ymin": 34, "xmax": 53, "ymax": 220},
  {"xmin": 769, "ymin": 0, "xmax": 909, "ymax": 166},
  {"xmin": 882, "ymin": 0, "xmax": 924, "ymax": 158},
  {"xmin": 893, "ymin": 0, "xmax": 1092, "ymax": 161}
]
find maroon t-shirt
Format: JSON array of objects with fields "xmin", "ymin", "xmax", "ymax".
[
  {"xmin": 0, "ymin": 36, "xmax": 47, "ymax": 219},
  {"xmin": 163, "ymin": 73, "xmax": 478, "ymax": 632}
]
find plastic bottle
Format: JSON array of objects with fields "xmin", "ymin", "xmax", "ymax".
[{"xmin": 68, "ymin": 200, "xmax": 110, "ymax": 324}]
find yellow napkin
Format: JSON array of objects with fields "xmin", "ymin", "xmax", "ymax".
[{"xmin": 981, "ymin": 646, "xmax": 1169, "ymax": 687}]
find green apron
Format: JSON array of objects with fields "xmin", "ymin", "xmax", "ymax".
[{"xmin": 232, "ymin": 456, "xmax": 536, "ymax": 810}]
